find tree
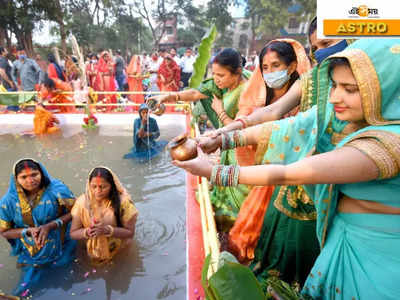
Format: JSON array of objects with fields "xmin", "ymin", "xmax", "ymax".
[{"xmin": 205, "ymin": 0, "xmax": 235, "ymax": 47}]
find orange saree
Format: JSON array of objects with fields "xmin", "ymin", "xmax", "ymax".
[
  {"xmin": 126, "ymin": 55, "xmax": 144, "ymax": 105},
  {"xmin": 229, "ymin": 39, "xmax": 311, "ymax": 262},
  {"xmin": 33, "ymin": 105, "xmax": 60, "ymax": 135}
]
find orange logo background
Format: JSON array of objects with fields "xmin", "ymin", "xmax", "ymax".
[{"xmin": 358, "ymin": 5, "xmax": 369, "ymax": 17}]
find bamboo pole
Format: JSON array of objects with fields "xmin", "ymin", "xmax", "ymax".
[{"xmin": 191, "ymin": 104, "xmax": 220, "ymax": 278}]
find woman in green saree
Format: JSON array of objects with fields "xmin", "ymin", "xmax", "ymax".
[
  {"xmin": 174, "ymin": 38, "xmax": 400, "ymax": 299},
  {"xmin": 150, "ymin": 48, "xmax": 252, "ymax": 228}
]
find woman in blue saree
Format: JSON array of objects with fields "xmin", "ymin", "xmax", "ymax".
[
  {"xmin": 0, "ymin": 159, "xmax": 76, "ymax": 296},
  {"xmin": 174, "ymin": 38, "xmax": 400, "ymax": 299},
  {"xmin": 124, "ymin": 103, "xmax": 167, "ymax": 162}
]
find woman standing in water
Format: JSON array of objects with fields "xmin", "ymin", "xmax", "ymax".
[
  {"xmin": 70, "ymin": 167, "xmax": 138, "ymax": 265},
  {"xmin": 0, "ymin": 159, "xmax": 76, "ymax": 296},
  {"xmin": 123, "ymin": 103, "xmax": 167, "ymax": 162}
]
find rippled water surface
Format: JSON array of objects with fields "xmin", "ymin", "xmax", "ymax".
[{"xmin": 0, "ymin": 118, "xmax": 186, "ymax": 300}]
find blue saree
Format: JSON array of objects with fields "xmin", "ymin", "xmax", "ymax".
[
  {"xmin": 123, "ymin": 104, "xmax": 167, "ymax": 162},
  {"xmin": 0, "ymin": 159, "xmax": 76, "ymax": 295},
  {"xmin": 257, "ymin": 39, "xmax": 400, "ymax": 299}
]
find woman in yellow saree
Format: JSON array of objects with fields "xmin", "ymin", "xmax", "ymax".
[{"xmin": 70, "ymin": 167, "xmax": 138, "ymax": 265}]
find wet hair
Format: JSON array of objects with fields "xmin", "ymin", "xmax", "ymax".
[
  {"xmin": 260, "ymin": 41, "xmax": 300, "ymax": 105},
  {"xmin": 159, "ymin": 48, "xmax": 166, "ymax": 53},
  {"xmin": 89, "ymin": 167, "xmax": 122, "ymax": 227},
  {"xmin": 170, "ymin": 47, "xmax": 176, "ymax": 51},
  {"xmin": 308, "ymin": 17, "xmax": 317, "ymax": 37},
  {"xmin": 15, "ymin": 159, "xmax": 50, "ymax": 188},
  {"xmin": 328, "ymin": 57, "xmax": 351, "ymax": 80},
  {"xmin": 212, "ymin": 48, "xmax": 242, "ymax": 75},
  {"xmin": 43, "ymin": 73, "xmax": 55, "ymax": 89},
  {"xmin": 0, "ymin": 47, "xmax": 5, "ymax": 55},
  {"xmin": 116, "ymin": 49, "xmax": 122, "ymax": 55},
  {"xmin": 17, "ymin": 46, "xmax": 25, "ymax": 52}
]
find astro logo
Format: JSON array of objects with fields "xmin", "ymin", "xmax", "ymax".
[{"xmin": 348, "ymin": 5, "xmax": 379, "ymax": 17}]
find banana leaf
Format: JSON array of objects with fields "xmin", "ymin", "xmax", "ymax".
[
  {"xmin": 0, "ymin": 92, "xmax": 35, "ymax": 106},
  {"xmin": 188, "ymin": 25, "xmax": 217, "ymax": 89},
  {"xmin": 202, "ymin": 253, "xmax": 266, "ymax": 300}
]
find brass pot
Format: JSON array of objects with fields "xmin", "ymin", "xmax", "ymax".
[
  {"xmin": 146, "ymin": 99, "xmax": 165, "ymax": 116},
  {"xmin": 168, "ymin": 133, "xmax": 197, "ymax": 161}
]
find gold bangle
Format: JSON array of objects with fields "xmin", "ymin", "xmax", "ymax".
[
  {"xmin": 105, "ymin": 225, "xmax": 114, "ymax": 237},
  {"xmin": 83, "ymin": 228, "xmax": 89, "ymax": 239},
  {"xmin": 175, "ymin": 92, "xmax": 180, "ymax": 102}
]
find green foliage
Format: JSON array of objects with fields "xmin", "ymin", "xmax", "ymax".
[
  {"xmin": 201, "ymin": 254, "xmax": 266, "ymax": 300},
  {"xmin": 188, "ymin": 25, "xmax": 217, "ymax": 89}
]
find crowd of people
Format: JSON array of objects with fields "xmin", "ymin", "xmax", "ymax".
[
  {"xmin": 1, "ymin": 15, "xmax": 400, "ymax": 299},
  {"xmin": 0, "ymin": 46, "xmax": 199, "ymax": 113}
]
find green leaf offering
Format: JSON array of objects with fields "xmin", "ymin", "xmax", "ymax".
[{"xmin": 188, "ymin": 25, "xmax": 217, "ymax": 89}]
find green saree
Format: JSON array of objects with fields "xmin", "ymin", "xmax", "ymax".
[
  {"xmin": 248, "ymin": 66, "xmax": 322, "ymax": 286},
  {"xmin": 197, "ymin": 71, "xmax": 252, "ymax": 229}
]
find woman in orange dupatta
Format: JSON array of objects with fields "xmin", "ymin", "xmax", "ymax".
[
  {"xmin": 38, "ymin": 74, "xmax": 77, "ymax": 113},
  {"xmin": 93, "ymin": 51, "xmax": 117, "ymax": 112},
  {"xmin": 33, "ymin": 103, "xmax": 60, "ymax": 135},
  {"xmin": 228, "ymin": 39, "xmax": 311, "ymax": 263},
  {"xmin": 126, "ymin": 55, "xmax": 145, "ymax": 109},
  {"xmin": 70, "ymin": 167, "xmax": 138, "ymax": 265}
]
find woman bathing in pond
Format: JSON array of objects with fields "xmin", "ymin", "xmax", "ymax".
[
  {"xmin": 0, "ymin": 159, "xmax": 76, "ymax": 296},
  {"xmin": 175, "ymin": 39, "xmax": 400, "ymax": 298},
  {"xmin": 123, "ymin": 103, "xmax": 167, "ymax": 162},
  {"xmin": 70, "ymin": 167, "xmax": 138, "ymax": 265},
  {"xmin": 149, "ymin": 48, "xmax": 252, "ymax": 230}
]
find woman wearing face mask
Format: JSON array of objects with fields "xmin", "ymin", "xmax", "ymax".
[
  {"xmin": 225, "ymin": 40, "xmax": 313, "ymax": 272},
  {"xmin": 148, "ymin": 48, "xmax": 252, "ymax": 229},
  {"xmin": 207, "ymin": 17, "xmax": 352, "ymax": 139}
]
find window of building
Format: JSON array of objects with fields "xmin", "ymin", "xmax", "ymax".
[{"xmin": 166, "ymin": 26, "xmax": 173, "ymax": 35}]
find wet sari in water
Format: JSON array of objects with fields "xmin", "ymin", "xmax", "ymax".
[
  {"xmin": 256, "ymin": 39, "xmax": 400, "ymax": 299},
  {"xmin": 33, "ymin": 105, "xmax": 60, "ymax": 135},
  {"xmin": 123, "ymin": 104, "xmax": 168, "ymax": 162},
  {"xmin": 71, "ymin": 167, "xmax": 138, "ymax": 265},
  {"xmin": 0, "ymin": 159, "xmax": 76, "ymax": 295}
]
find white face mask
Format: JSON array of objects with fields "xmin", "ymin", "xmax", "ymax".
[{"xmin": 263, "ymin": 69, "xmax": 290, "ymax": 89}]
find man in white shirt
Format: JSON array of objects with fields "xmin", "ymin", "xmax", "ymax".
[
  {"xmin": 179, "ymin": 48, "xmax": 196, "ymax": 88},
  {"xmin": 170, "ymin": 47, "xmax": 181, "ymax": 66}
]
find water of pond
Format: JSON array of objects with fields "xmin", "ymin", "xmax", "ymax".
[{"xmin": 0, "ymin": 116, "xmax": 187, "ymax": 300}]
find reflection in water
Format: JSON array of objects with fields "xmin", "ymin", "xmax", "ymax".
[{"xmin": 0, "ymin": 122, "xmax": 186, "ymax": 299}]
